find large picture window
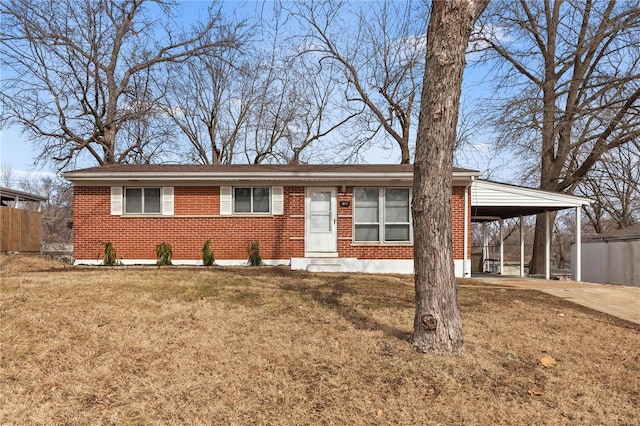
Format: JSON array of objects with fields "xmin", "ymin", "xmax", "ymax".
[
  {"xmin": 234, "ymin": 187, "xmax": 271, "ymax": 214},
  {"xmin": 125, "ymin": 187, "xmax": 161, "ymax": 214},
  {"xmin": 354, "ymin": 187, "xmax": 411, "ymax": 243}
]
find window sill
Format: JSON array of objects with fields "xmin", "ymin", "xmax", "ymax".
[
  {"xmin": 351, "ymin": 242, "xmax": 413, "ymax": 247},
  {"xmin": 118, "ymin": 214, "xmax": 278, "ymax": 218},
  {"xmin": 227, "ymin": 213, "xmax": 274, "ymax": 217}
]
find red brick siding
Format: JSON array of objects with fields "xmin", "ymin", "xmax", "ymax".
[
  {"xmin": 73, "ymin": 184, "xmax": 469, "ymax": 262},
  {"xmin": 451, "ymin": 186, "xmax": 468, "ymax": 259},
  {"xmin": 73, "ymin": 186, "xmax": 305, "ymax": 261},
  {"xmin": 174, "ymin": 186, "xmax": 219, "ymax": 215}
]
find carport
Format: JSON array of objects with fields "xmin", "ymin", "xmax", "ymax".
[
  {"xmin": 470, "ymin": 180, "xmax": 592, "ymax": 281},
  {"xmin": 0, "ymin": 187, "xmax": 46, "ymax": 210}
]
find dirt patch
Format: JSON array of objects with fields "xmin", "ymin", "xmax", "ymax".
[{"xmin": 1, "ymin": 258, "xmax": 638, "ymax": 424}]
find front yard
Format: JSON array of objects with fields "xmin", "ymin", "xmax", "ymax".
[{"xmin": 1, "ymin": 255, "xmax": 638, "ymax": 424}]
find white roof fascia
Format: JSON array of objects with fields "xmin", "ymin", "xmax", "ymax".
[
  {"xmin": 472, "ymin": 180, "xmax": 591, "ymax": 208},
  {"xmin": 64, "ymin": 169, "xmax": 479, "ymax": 186}
]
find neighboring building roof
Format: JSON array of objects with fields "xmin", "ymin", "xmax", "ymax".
[
  {"xmin": 587, "ymin": 224, "xmax": 640, "ymax": 242},
  {"xmin": 0, "ymin": 186, "xmax": 47, "ymax": 203},
  {"xmin": 62, "ymin": 163, "xmax": 480, "ymax": 186},
  {"xmin": 471, "ymin": 179, "xmax": 592, "ymax": 220}
]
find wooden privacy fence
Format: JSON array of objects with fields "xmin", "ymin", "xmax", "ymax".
[{"xmin": 0, "ymin": 206, "xmax": 42, "ymax": 252}]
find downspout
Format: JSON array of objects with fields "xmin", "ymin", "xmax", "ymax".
[
  {"xmin": 499, "ymin": 218, "xmax": 504, "ymax": 274},
  {"xmin": 463, "ymin": 179, "xmax": 472, "ymax": 277},
  {"xmin": 482, "ymin": 222, "xmax": 488, "ymax": 271},
  {"xmin": 520, "ymin": 214, "xmax": 525, "ymax": 277},
  {"xmin": 545, "ymin": 210, "xmax": 551, "ymax": 280}
]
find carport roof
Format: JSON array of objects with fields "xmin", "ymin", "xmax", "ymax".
[
  {"xmin": 0, "ymin": 186, "xmax": 47, "ymax": 203},
  {"xmin": 471, "ymin": 179, "xmax": 591, "ymax": 221}
]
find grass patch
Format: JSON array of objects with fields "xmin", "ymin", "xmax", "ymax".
[{"xmin": 1, "ymin": 255, "xmax": 638, "ymax": 424}]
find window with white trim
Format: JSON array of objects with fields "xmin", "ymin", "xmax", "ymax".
[
  {"xmin": 353, "ymin": 187, "xmax": 411, "ymax": 242},
  {"xmin": 234, "ymin": 187, "xmax": 271, "ymax": 214},
  {"xmin": 125, "ymin": 187, "xmax": 161, "ymax": 214}
]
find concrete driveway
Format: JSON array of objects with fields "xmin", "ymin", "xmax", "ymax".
[{"xmin": 472, "ymin": 276, "xmax": 640, "ymax": 325}]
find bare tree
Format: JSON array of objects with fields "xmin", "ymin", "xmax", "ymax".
[
  {"xmin": 0, "ymin": 0, "xmax": 240, "ymax": 170},
  {"xmin": 1, "ymin": 163, "xmax": 14, "ymax": 188},
  {"xmin": 278, "ymin": 57, "xmax": 360, "ymax": 164},
  {"xmin": 293, "ymin": 0, "xmax": 427, "ymax": 164},
  {"xmin": 160, "ymin": 19, "xmax": 252, "ymax": 165},
  {"xmin": 579, "ymin": 142, "xmax": 640, "ymax": 232},
  {"xmin": 474, "ymin": 0, "xmax": 640, "ymax": 273},
  {"xmin": 412, "ymin": 0, "xmax": 489, "ymax": 354},
  {"xmin": 117, "ymin": 68, "xmax": 178, "ymax": 164},
  {"xmin": 244, "ymin": 32, "xmax": 357, "ymax": 165},
  {"xmin": 240, "ymin": 17, "xmax": 308, "ymax": 165},
  {"xmin": 163, "ymin": 3, "xmax": 352, "ymax": 165},
  {"xmin": 20, "ymin": 175, "xmax": 73, "ymax": 245}
]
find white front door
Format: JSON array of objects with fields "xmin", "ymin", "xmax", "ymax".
[{"xmin": 305, "ymin": 187, "xmax": 337, "ymax": 255}]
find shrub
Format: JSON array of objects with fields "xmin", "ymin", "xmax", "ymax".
[
  {"xmin": 156, "ymin": 241, "xmax": 173, "ymax": 266},
  {"xmin": 247, "ymin": 241, "xmax": 263, "ymax": 266},
  {"xmin": 202, "ymin": 239, "xmax": 215, "ymax": 266},
  {"xmin": 103, "ymin": 242, "xmax": 117, "ymax": 266}
]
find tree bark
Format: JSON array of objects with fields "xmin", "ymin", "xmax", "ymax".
[{"xmin": 411, "ymin": 0, "xmax": 488, "ymax": 354}]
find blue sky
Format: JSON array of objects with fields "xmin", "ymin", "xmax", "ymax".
[{"xmin": 0, "ymin": 0, "xmax": 505, "ymax": 182}]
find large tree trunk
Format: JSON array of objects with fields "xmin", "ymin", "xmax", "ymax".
[
  {"xmin": 530, "ymin": 215, "xmax": 547, "ymax": 274},
  {"xmin": 411, "ymin": 0, "xmax": 488, "ymax": 354},
  {"xmin": 530, "ymin": 210, "xmax": 558, "ymax": 275}
]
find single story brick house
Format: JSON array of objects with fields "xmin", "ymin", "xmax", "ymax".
[{"xmin": 63, "ymin": 164, "xmax": 478, "ymax": 275}]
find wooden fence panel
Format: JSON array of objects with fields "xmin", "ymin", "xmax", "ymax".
[{"xmin": 0, "ymin": 206, "xmax": 42, "ymax": 252}]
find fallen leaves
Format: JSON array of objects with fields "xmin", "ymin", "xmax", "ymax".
[{"xmin": 540, "ymin": 355, "xmax": 557, "ymax": 367}]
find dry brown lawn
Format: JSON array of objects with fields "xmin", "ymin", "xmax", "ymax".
[{"xmin": 1, "ymin": 255, "xmax": 638, "ymax": 425}]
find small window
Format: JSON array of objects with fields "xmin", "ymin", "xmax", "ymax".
[
  {"xmin": 125, "ymin": 187, "xmax": 161, "ymax": 214},
  {"xmin": 234, "ymin": 187, "xmax": 271, "ymax": 214},
  {"xmin": 384, "ymin": 188, "xmax": 410, "ymax": 241},
  {"xmin": 354, "ymin": 188, "xmax": 380, "ymax": 241},
  {"xmin": 353, "ymin": 187, "xmax": 411, "ymax": 243}
]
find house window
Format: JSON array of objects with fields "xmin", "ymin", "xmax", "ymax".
[
  {"xmin": 384, "ymin": 188, "xmax": 411, "ymax": 241},
  {"xmin": 354, "ymin": 188, "xmax": 380, "ymax": 241},
  {"xmin": 234, "ymin": 187, "xmax": 270, "ymax": 214},
  {"xmin": 353, "ymin": 187, "xmax": 411, "ymax": 243},
  {"xmin": 125, "ymin": 187, "xmax": 161, "ymax": 214}
]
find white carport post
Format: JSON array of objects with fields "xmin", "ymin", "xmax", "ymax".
[
  {"xmin": 520, "ymin": 214, "xmax": 525, "ymax": 277},
  {"xmin": 499, "ymin": 218, "xmax": 504, "ymax": 275},
  {"xmin": 482, "ymin": 223, "xmax": 488, "ymax": 272},
  {"xmin": 545, "ymin": 210, "xmax": 551, "ymax": 280},
  {"xmin": 575, "ymin": 206, "xmax": 582, "ymax": 282}
]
